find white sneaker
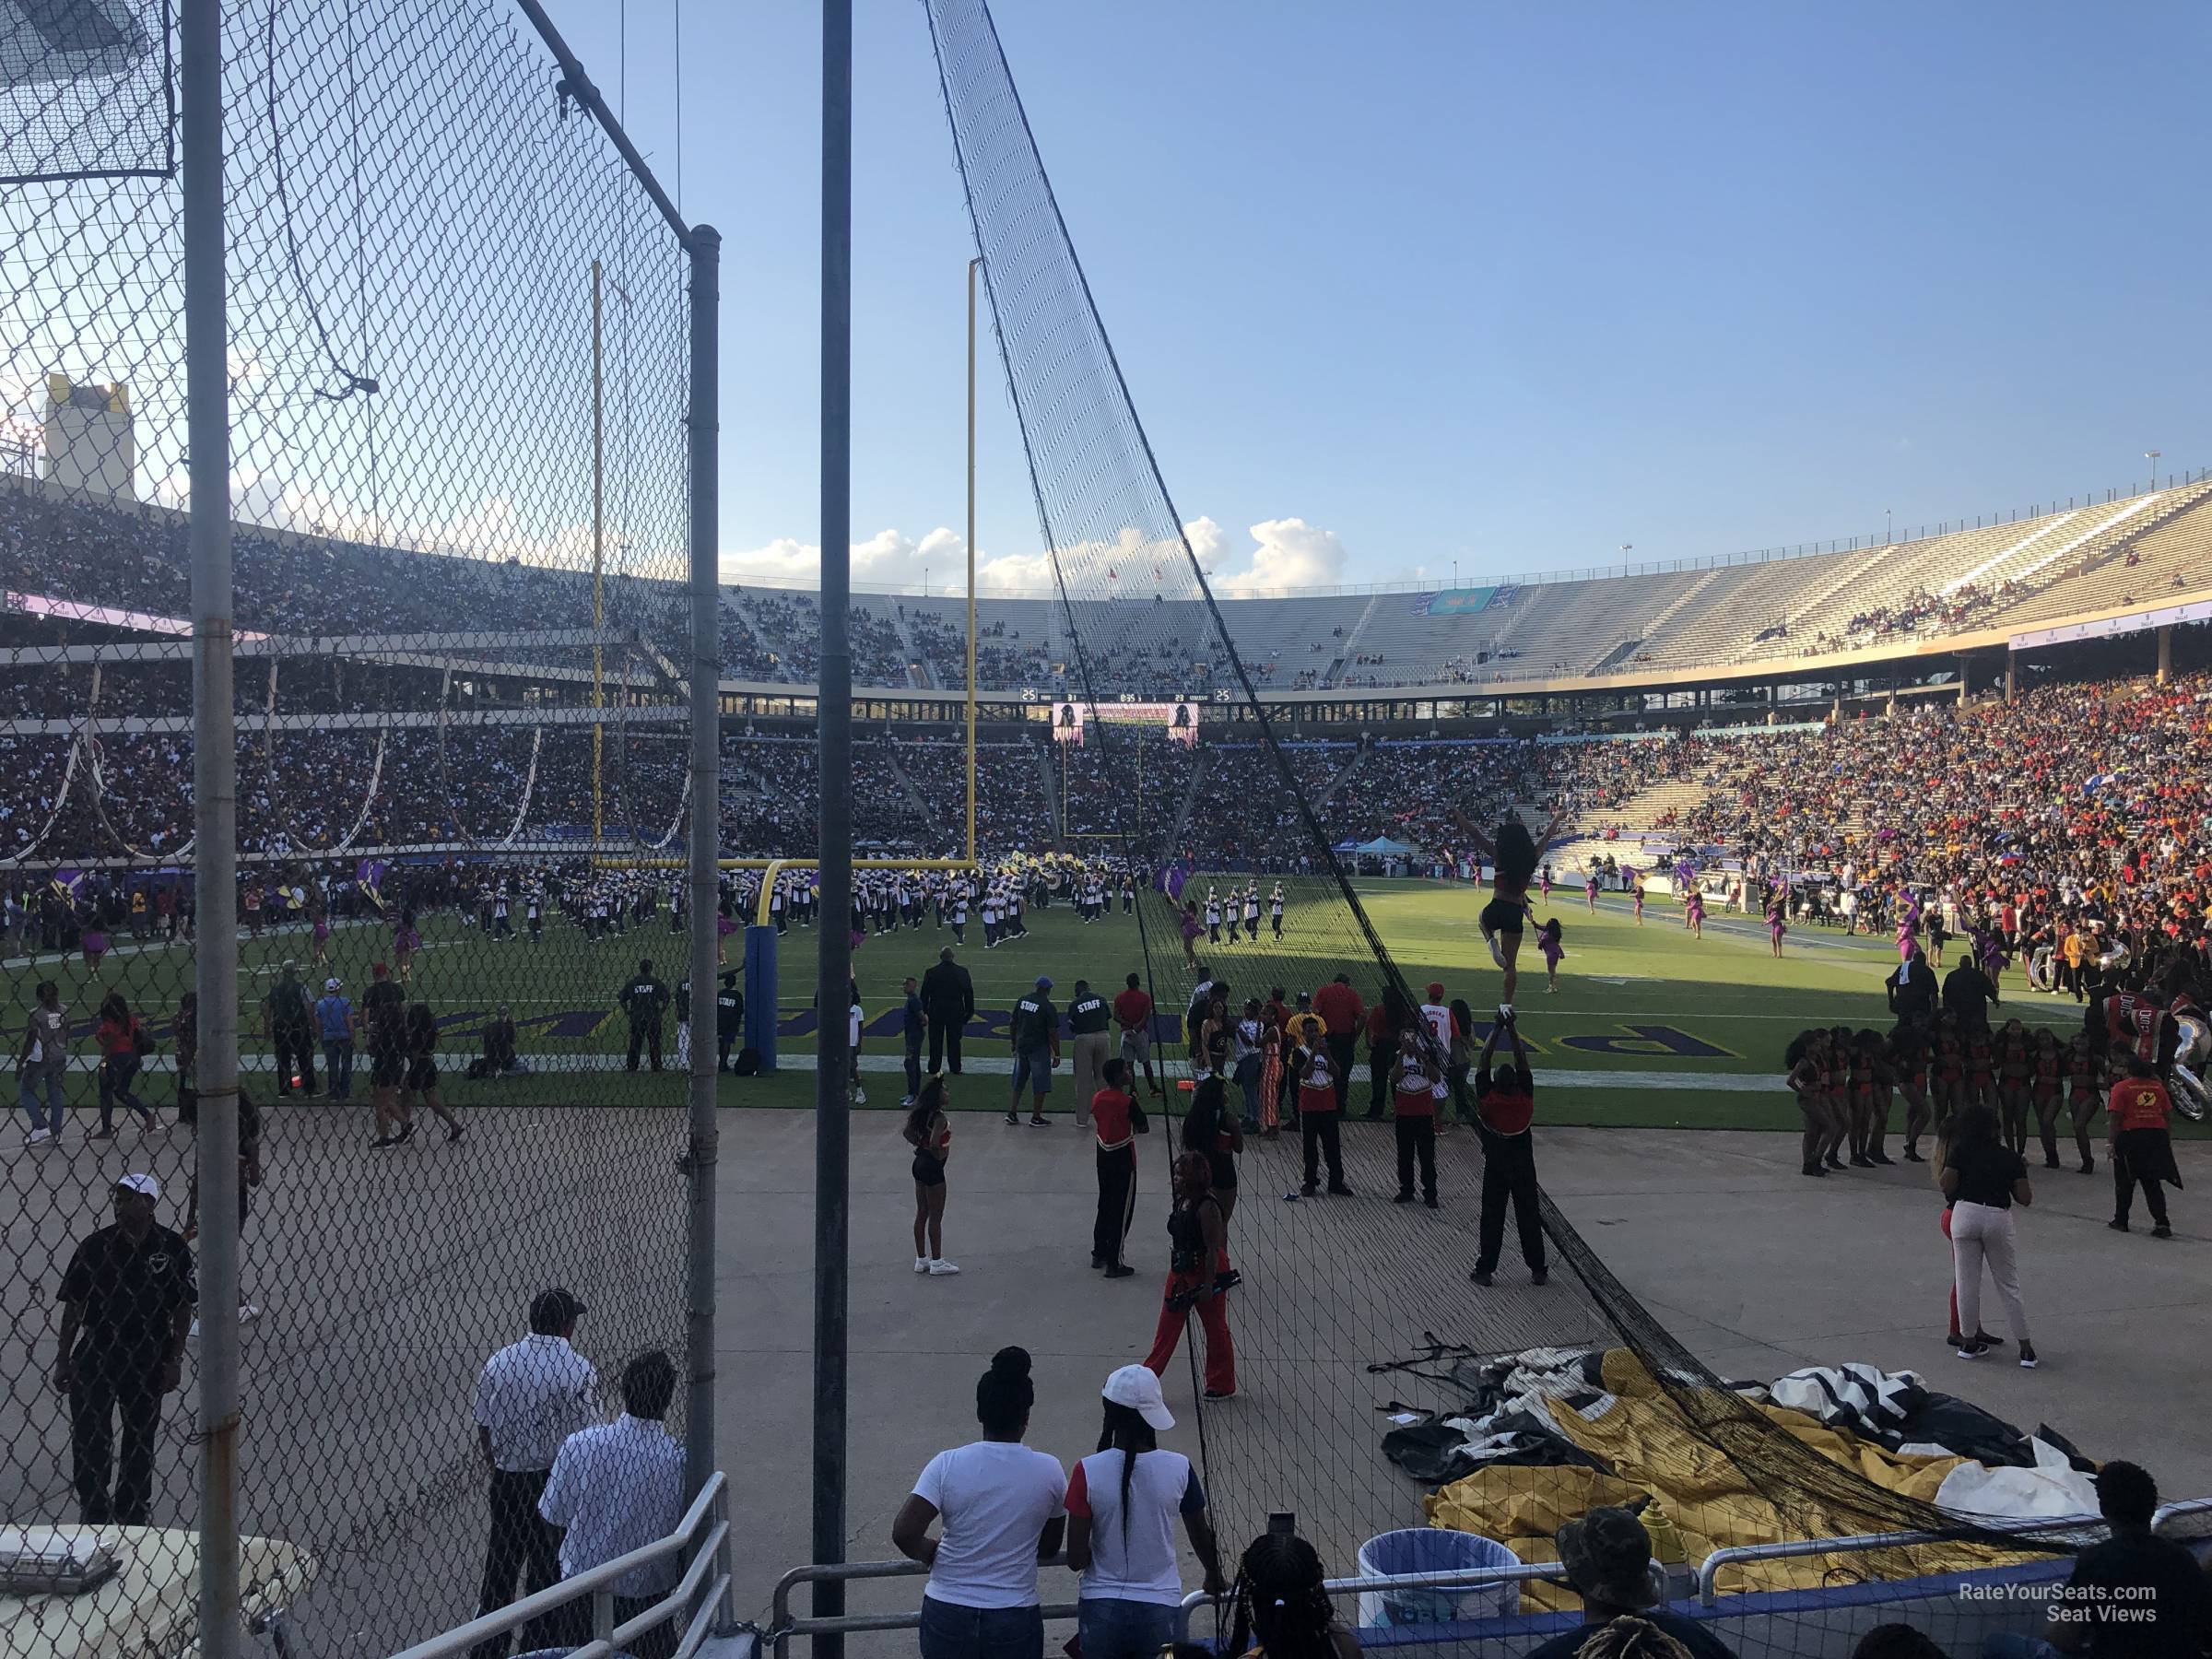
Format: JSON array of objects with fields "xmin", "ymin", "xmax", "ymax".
[
  {"xmin": 24, "ymin": 1127, "xmax": 51, "ymax": 1145},
  {"xmin": 853, "ymin": 1086, "xmax": 866, "ymax": 1103},
  {"xmin": 1484, "ymin": 931, "xmax": 1506, "ymax": 969},
  {"xmin": 1498, "ymin": 1003, "xmax": 1513, "ymax": 1022},
  {"xmin": 238, "ymin": 1304, "xmax": 262, "ymax": 1323},
  {"xmin": 927, "ymin": 1259, "xmax": 961, "ymax": 1276},
  {"xmin": 914, "ymin": 1256, "xmax": 930, "ymax": 1274}
]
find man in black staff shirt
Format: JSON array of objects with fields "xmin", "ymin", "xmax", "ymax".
[
  {"xmin": 1943, "ymin": 955, "xmax": 1999, "ymax": 1035},
  {"xmin": 1888, "ymin": 947, "xmax": 1939, "ymax": 1025},
  {"xmin": 919, "ymin": 947, "xmax": 974, "ymax": 1077},
  {"xmin": 1005, "ymin": 974, "xmax": 1059, "ymax": 1128},
  {"xmin": 1994, "ymin": 1460, "xmax": 2209, "ymax": 1658},
  {"xmin": 1065, "ymin": 977, "xmax": 1112, "ymax": 1129},
  {"xmin": 618, "ymin": 958, "xmax": 670, "ymax": 1074},
  {"xmin": 715, "ymin": 971, "xmax": 745, "ymax": 1073},
  {"xmin": 1470, "ymin": 1010, "xmax": 1547, "ymax": 1288},
  {"xmin": 53, "ymin": 1172, "xmax": 196, "ymax": 1524}
]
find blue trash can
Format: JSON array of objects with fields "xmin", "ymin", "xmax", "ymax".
[{"xmin": 1355, "ymin": 1527, "xmax": 1520, "ymax": 1628}]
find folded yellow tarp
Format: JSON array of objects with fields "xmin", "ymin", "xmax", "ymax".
[{"xmin": 1425, "ymin": 1348, "xmax": 2053, "ymax": 1608}]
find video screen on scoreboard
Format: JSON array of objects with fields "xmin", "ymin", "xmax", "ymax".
[{"xmin": 1052, "ymin": 700, "xmax": 1200, "ymax": 747}]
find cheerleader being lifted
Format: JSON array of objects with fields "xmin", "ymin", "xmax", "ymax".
[{"xmin": 1455, "ymin": 806, "xmax": 1571, "ymax": 1018}]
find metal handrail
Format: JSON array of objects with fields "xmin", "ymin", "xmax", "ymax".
[
  {"xmin": 1174, "ymin": 1559, "xmax": 1670, "ymax": 1641},
  {"xmin": 2153, "ymin": 1497, "xmax": 2212, "ymax": 1535},
  {"xmin": 1695, "ymin": 1512, "xmax": 2105, "ymax": 1607},
  {"xmin": 386, "ymin": 1473, "xmax": 734, "ymax": 1659},
  {"xmin": 763, "ymin": 1554, "xmax": 1660, "ymax": 1652}
]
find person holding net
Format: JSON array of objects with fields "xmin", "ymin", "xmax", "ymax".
[{"xmin": 1459, "ymin": 807, "xmax": 1569, "ymax": 1018}]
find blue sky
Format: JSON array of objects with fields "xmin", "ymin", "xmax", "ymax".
[{"xmin": 549, "ymin": 0, "xmax": 2212, "ymax": 594}]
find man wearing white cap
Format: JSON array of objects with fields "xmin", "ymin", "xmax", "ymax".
[
  {"xmin": 53, "ymin": 1173, "xmax": 195, "ymax": 1524},
  {"xmin": 1065, "ymin": 1365, "xmax": 1226, "ymax": 1659},
  {"xmin": 315, "ymin": 976, "xmax": 356, "ymax": 1102}
]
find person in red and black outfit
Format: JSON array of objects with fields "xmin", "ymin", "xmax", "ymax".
[
  {"xmin": 1143, "ymin": 1152, "xmax": 1235, "ymax": 1401},
  {"xmin": 1391, "ymin": 1042, "xmax": 1441, "ymax": 1208},
  {"xmin": 2107, "ymin": 1055, "xmax": 2180, "ymax": 1238},
  {"xmin": 1090, "ymin": 1059, "xmax": 1144, "ymax": 1278},
  {"xmin": 1293, "ymin": 1042, "xmax": 1349, "ymax": 1196},
  {"xmin": 1471, "ymin": 1010, "xmax": 1547, "ymax": 1287},
  {"xmin": 1311, "ymin": 974, "xmax": 1364, "ymax": 1115},
  {"xmin": 1364, "ymin": 989, "xmax": 1408, "ymax": 1121}
]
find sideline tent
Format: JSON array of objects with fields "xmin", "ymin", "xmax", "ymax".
[{"xmin": 1356, "ymin": 836, "xmax": 1419, "ymax": 856}]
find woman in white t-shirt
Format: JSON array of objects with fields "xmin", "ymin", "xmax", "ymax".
[
  {"xmin": 1065, "ymin": 1365, "xmax": 1225, "ymax": 1659},
  {"xmin": 892, "ymin": 1347, "xmax": 1066, "ymax": 1659}
]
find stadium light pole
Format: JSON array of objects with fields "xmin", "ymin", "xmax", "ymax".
[
  {"xmin": 182, "ymin": 1, "xmax": 242, "ymax": 1655},
  {"xmin": 2146, "ymin": 450, "xmax": 2161, "ymax": 493},
  {"xmin": 815, "ymin": 0, "xmax": 854, "ymax": 1651}
]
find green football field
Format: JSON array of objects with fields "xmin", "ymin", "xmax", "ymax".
[{"xmin": 12, "ymin": 877, "xmax": 2136, "ymax": 1133}]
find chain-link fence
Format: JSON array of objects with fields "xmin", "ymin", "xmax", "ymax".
[{"xmin": 2, "ymin": 2, "xmax": 721, "ymax": 1653}]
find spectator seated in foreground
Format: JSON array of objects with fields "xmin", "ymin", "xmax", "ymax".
[{"xmin": 1523, "ymin": 1505, "xmax": 1737, "ymax": 1658}]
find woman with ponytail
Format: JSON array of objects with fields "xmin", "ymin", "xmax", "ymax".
[
  {"xmin": 1065, "ymin": 1365, "xmax": 1225, "ymax": 1658},
  {"xmin": 1225, "ymin": 1530, "xmax": 1359, "ymax": 1659},
  {"xmin": 892, "ymin": 1347, "xmax": 1067, "ymax": 1659}
]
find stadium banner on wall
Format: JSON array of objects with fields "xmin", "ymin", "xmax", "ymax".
[
  {"xmin": 1423, "ymin": 586, "xmax": 1499, "ymax": 617},
  {"xmin": 1053, "ymin": 699, "xmax": 1201, "ymax": 747},
  {"xmin": 2010, "ymin": 595, "xmax": 2212, "ymax": 652}
]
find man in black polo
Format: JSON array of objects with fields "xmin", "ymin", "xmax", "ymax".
[
  {"xmin": 919, "ymin": 947, "xmax": 974, "ymax": 1077},
  {"xmin": 1005, "ymin": 974, "xmax": 1059, "ymax": 1128},
  {"xmin": 53, "ymin": 1173, "xmax": 196, "ymax": 1524},
  {"xmin": 1942, "ymin": 954, "xmax": 1999, "ymax": 1035},
  {"xmin": 714, "ymin": 971, "xmax": 744, "ymax": 1073},
  {"xmin": 618, "ymin": 959, "xmax": 670, "ymax": 1074}
]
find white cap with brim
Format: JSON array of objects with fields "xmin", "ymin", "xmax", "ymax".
[
  {"xmin": 1101, "ymin": 1363, "xmax": 1175, "ymax": 1430},
  {"xmin": 115, "ymin": 1172, "xmax": 159, "ymax": 1201}
]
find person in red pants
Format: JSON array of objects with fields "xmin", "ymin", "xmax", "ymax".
[{"xmin": 1143, "ymin": 1153, "xmax": 1236, "ymax": 1401}]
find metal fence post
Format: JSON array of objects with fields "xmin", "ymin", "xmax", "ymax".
[
  {"xmin": 183, "ymin": 3, "xmax": 241, "ymax": 1658},
  {"xmin": 684, "ymin": 220, "xmax": 729, "ymax": 1624}
]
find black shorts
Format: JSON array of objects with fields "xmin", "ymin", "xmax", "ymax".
[
  {"xmin": 1480, "ymin": 897, "xmax": 1526, "ymax": 935},
  {"xmin": 912, "ymin": 1150, "xmax": 946, "ymax": 1188},
  {"xmin": 371, "ymin": 1049, "xmax": 405, "ymax": 1088},
  {"xmin": 406, "ymin": 1057, "xmax": 438, "ymax": 1092}
]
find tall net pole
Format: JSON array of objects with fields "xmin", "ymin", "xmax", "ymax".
[
  {"xmin": 593, "ymin": 257, "xmax": 606, "ymax": 848},
  {"xmin": 183, "ymin": 0, "xmax": 241, "ymax": 1653},
  {"xmin": 684, "ymin": 221, "xmax": 725, "ymax": 1568},
  {"xmin": 812, "ymin": 0, "xmax": 855, "ymax": 1651},
  {"xmin": 965, "ymin": 255, "xmax": 980, "ymax": 865}
]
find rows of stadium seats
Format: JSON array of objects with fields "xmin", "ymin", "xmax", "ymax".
[{"xmin": 11, "ymin": 469, "xmax": 2212, "ymax": 706}]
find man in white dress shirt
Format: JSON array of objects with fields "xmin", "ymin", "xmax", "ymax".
[
  {"xmin": 470, "ymin": 1288, "xmax": 597, "ymax": 1659},
  {"xmin": 539, "ymin": 1348, "xmax": 687, "ymax": 1659}
]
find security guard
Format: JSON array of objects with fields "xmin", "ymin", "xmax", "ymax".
[
  {"xmin": 53, "ymin": 1173, "xmax": 195, "ymax": 1524},
  {"xmin": 714, "ymin": 971, "xmax": 745, "ymax": 1073},
  {"xmin": 1005, "ymin": 975, "xmax": 1060, "ymax": 1127},
  {"xmin": 1066, "ymin": 977, "xmax": 1112, "ymax": 1128},
  {"xmin": 618, "ymin": 959, "xmax": 671, "ymax": 1073}
]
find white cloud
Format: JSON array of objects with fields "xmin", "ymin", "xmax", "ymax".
[
  {"xmin": 1208, "ymin": 517, "xmax": 1349, "ymax": 596},
  {"xmin": 721, "ymin": 526, "xmax": 1059, "ymax": 594},
  {"xmin": 721, "ymin": 514, "xmax": 1384, "ymax": 598}
]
